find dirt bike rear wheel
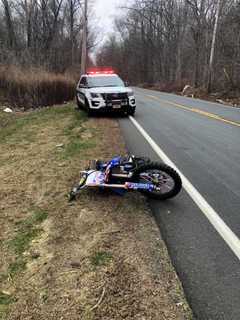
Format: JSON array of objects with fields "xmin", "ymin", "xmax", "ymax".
[{"xmin": 132, "ymin": 162, "xmax": 182, "ymax": 200}]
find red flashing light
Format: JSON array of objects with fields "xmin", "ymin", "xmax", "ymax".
[{"xmin": 86, "ymin": 67, "xmax": 115, "ymax": 75}]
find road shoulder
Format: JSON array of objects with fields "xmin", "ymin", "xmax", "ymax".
[{"xmin": 0, "ymin": 104, "xmax": 192, "ymax": 319}]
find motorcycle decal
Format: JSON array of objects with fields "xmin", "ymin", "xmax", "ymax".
[
  {"xmin": 85, "ymin": 171, "xmax": 105, "ymax": 185},
  {"xmin": 125, "ymin": 182, "xmax": 154, "ymax": 191}
]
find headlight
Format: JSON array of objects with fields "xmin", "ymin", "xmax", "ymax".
[
  {"xmin": 127, "ymin": 91, "xmax": 134, "ymax": 97},
  {"xmin": 90, "ymin": 92, "xmax": 101, "ymax": 98}
]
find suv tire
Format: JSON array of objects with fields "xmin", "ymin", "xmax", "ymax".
[
  {"xmin": 76, "ymin": 96, "xmax": 82, "ymax": 109},
  {"xmin": 85, "ymin": 98, "xmax": 95, "ymax": 117}
]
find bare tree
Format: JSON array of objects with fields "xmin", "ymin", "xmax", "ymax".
[
  {"xmin": 1, "ymin": 0, "xmax": 16, "ymax": 49},
  {"xmin": 0, "ymin": 0, "xmax": 97, "ymax": 72},
  {"xmin": 97, "ymin": 0, "xmax": 240, "ymax": 94}
]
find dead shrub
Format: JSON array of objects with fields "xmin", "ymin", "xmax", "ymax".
[{"xmin": 0, "ymin": 65, "xmax": 76, "ymax": 109}]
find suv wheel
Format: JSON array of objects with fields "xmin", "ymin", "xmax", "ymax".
[
  {"xmin": 76, "ymin": 96, "xmax": 82, "ymax": 109},
  {"xmin": 85, "ymin": 98, "xmax": 95, "ymax": 117}
]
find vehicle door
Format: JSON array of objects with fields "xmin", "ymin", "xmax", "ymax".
[{"xmin": 77, "ymin": 76, "xmax": 88, "ymax": 106}]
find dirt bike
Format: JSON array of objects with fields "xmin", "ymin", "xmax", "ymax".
[{"xmin": 69, "ymin": 155, "xmax": 182, "ymax": 201}]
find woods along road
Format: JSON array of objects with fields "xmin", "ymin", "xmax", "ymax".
[{"xmin": 119, "ymin": 88, "xmax": 240, "ymax": 320}]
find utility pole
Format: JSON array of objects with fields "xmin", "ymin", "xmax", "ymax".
[
  {"xmin": 207, "ymin": 0, "xmax": 221, "ymax": 93},
  {"xmin": 80, "ymin": 0, "xmax": 88, "ymax": 75}
]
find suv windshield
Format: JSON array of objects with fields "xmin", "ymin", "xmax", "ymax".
[{"xmin": 88, "ymin": 75, "xmax": 125, "ymax": 88}]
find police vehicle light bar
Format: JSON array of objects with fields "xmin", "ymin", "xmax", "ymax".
[{"xmin": 86, "ymin": 67, "xmax": 115, "ymax": 75}]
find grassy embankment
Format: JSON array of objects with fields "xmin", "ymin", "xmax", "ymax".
[{"xmin": 0, "ymin": 104, "xmax": 192, "ymax": 320}]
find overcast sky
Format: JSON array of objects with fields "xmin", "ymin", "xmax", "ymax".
[
  {"xmin": 90, "ymin": 0, "xmax": 132, "ymax": 58},
  {"xmin": 93, "ymin": 0, "xmax": 131, "ymax": 42},
  {"xmin": 94, "ymin": 0, "xmax": 123, "ymax": 33},
  {"xmin": 94, "ymin": 0, "xmax": 121, "ymax": 32}
]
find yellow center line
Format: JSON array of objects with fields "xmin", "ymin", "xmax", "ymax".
[{"xmin": 145, "ymin": 94, "xmax": 240, "ymax": 128}]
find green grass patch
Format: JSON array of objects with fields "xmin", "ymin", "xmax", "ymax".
[
  {"xmin": 8, "ymin": 228, "xmax": 41, "ymax": 255},
  {"xmin": 60, "ymin": 139, "xmax": 96, "ymax": 160},
  {"xmin": 6, "ymin": 207, "xmax": 48, "ymax": 279},
  {"xmin": 9, "ymin": 207, "xmax": 47, "ymax": 255},
  {"xmin": 57, "ymin": 108, "xmax": 95, "ymax": 159},
  {"xmin": 0, "ymin": 103, "xmax": 81, "ymax": 145},
  {"xmin": 0, "ymin": 105, "xmax": 91, "ymax": 162},
  {"xmin": 8, "ymin": 258, "xmax": 26, "ymax": 278},
  {"xmin": 0, "ymin": 291, "xmax": 15, "ymax": 320},
  {"xmin": 90, "ymin": 251, "xmax": 112, "ymax": 267},
  {"xmin": 31, "ymin": 208, "xmax": 48, "ymax": 224},
  {"xmin": 63, "ymin": 110, "xmax": 85, "ymax": 131},
  {"xmin": 0, "ymin": 113, "xmax": 36, "ymax": 144},
  {"xmin": 0, "ymin": 292, "xmax": 14, "ymax": 305},
  {"xmin": 0, "ymin": 111, "xmax": 15, "ymax": 128},
  {"xmin": 18, "ymin": 207, "xmax": 48, "ymax": 228}
]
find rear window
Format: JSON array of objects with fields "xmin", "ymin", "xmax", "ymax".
[{"xmin": 88, "ymin": 75, "xmax": 125, "ymax": 88}]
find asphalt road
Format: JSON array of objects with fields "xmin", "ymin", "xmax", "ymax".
[{"xmin": 119, "ymin": 88, "xmax": 240, "ymax": 320}]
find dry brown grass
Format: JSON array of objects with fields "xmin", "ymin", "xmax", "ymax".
[
  {"xmin": 0, "ymin": 65, "xmax": 75, "ymax": 109},
  {"xmin": 0, "ymin": 104, "xmax": 192, "ymax": 320}
]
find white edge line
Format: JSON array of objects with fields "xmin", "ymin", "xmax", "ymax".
[{"xmin": 129, "ymin": 115, "xmax": 240, "ymax": 261}]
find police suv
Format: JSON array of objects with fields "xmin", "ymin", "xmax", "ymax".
[{"xmin": 76, "ymin": 68, "xmax": 136, "ymax": 116}]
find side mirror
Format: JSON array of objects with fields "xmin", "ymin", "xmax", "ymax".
[{"xmin": 125, "ymin": 81, "xmax": 129, "ymax": 87}]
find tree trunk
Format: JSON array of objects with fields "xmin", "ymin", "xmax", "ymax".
[
  {"xmin": 207, "ymin": 0, "xmax": 221, "ymax": 93},
  {"xmin": 1, "ymin": 0, "xmax": 16, "ymax": 49},
  {"xmin": 81, "ymin": 0, "xmax": 88, "ymax": 75}
]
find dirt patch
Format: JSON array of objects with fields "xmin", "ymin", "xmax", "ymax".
[{"xmin": 0, "ymin": 104, "xmax": 192, "ymax": 319}]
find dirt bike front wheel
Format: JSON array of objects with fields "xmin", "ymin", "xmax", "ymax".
[{"xmin": 132, "ymin": 162, "xmax": 182, "ymax": 200}]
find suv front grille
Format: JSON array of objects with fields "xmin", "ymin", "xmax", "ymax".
[{"xmin": 102, "ymin": 93, "xmax": 128, "ymax": 101}]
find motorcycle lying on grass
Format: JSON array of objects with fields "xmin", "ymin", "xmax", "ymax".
[{"xmin": 69, "ymin": 155, "xmax": 182, "ymax": 201}]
